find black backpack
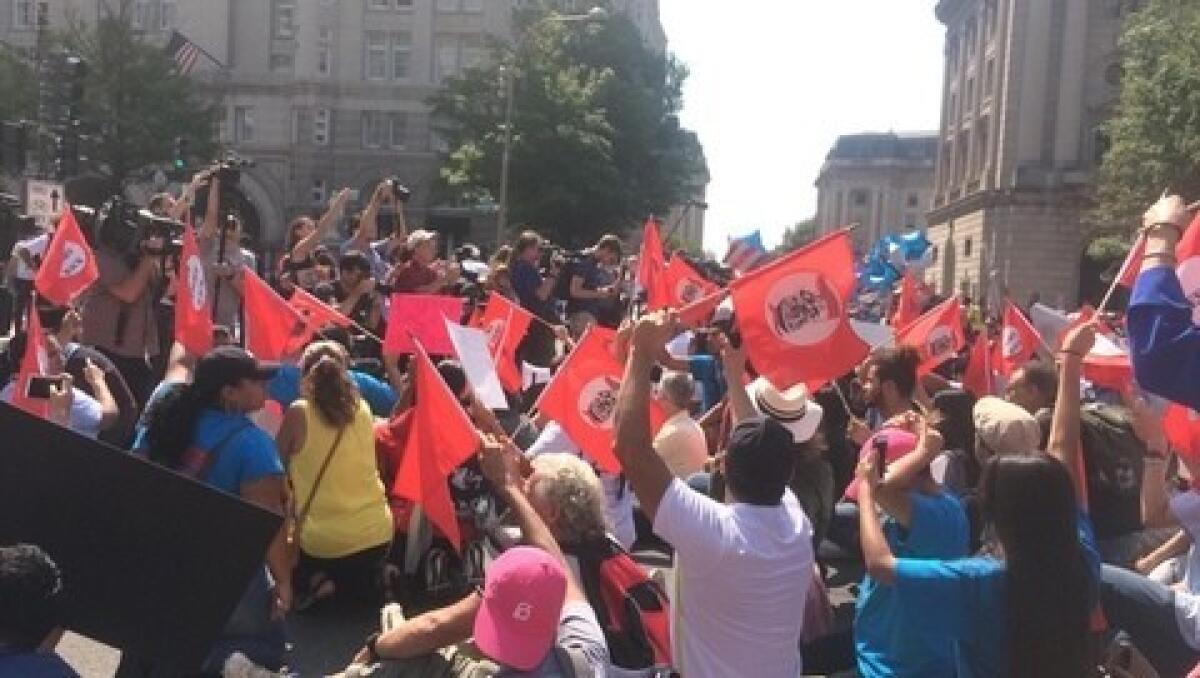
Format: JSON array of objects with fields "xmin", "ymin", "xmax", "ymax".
[{"xmin": 1079, "ymin": 404, "xmax": 1146, "ymax": 540}]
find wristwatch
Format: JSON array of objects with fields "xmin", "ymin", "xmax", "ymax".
[{"xmin": 365, "ymin": 631, "xmax": 382, "ymax": 663}]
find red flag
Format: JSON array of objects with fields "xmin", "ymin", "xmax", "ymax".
[
  {"xmin": 289, "ymin": 287, "xmax": 353, "ymax": 346},
  {"xmin": 476, "ymin": 292, "xmax": 533, "ymax": 393},
  {"xmin": 892, "ymin": 273, "xmax": 921, "ymax": 329},
  {"xmin": 637, "ymin": 218, "xmax": 671, "ymax": 311},
  {"xmin": 10, "ymin": 298, "xmax": 48, "ymax": 419},
  {"xmin": 535, "ymin": 328, "xmax": 664, "ymax": 473},
  {"xmin": 392, "ymin": 340, "xmax": 480, "ymax": 550},
  {"xmin": 242, "ymin": 267, "xmax": 306, "ymax": 361},
  {"xmin": 382, "ymin": 294, "xmax": 465, "ymax": 355},
  {"xmin": 677, "ymin": 289, "xmax": 727, "ymax": 329},
  {"xmin": 174, "ymin": 221, "xmax": 214, "ymax": 356},
  {"xmin": 661, "ymin": 256, "xmax": 719, "ymax": 309},
  {"xmin": 1164, "ymin": 403, "xmax": 1200, "ymax": 465},
  {"xmin": 996, "ymin": 301, "xmax": 1041, "ymax": 377},
  {"xmin": 897, "ymin": 297, "xmax": 966, "ymax": 375},
  {"xmin": 35, "ymin": 207, "xmax": 98, "ymax": 306},
  {"xmin": 962, "ymin": 333, "xmax": 995, "ymax": 398},
  {"xmin": 1116, "ymin": 232, "xmax": 1147, "ymax": 289},
  {"xmin": 1060, "ymin": 306, "xmax": 1133, "ymax": 391},
  {"xmin": 731, "ymin": 228, "xmax": 868, "ymax": 390}
]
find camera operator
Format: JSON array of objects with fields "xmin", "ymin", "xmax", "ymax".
[
  {"xmin": 79, "ymin": 216, "xmax": 165, "ymax": 409},
  {"xmin": 388, "ymin": 229, "xmax": 460, "ymax": 294},
  {"xmin": 565, "ymin": 234, "xmax": 623, "ymax": 324},
  {"xmin": 192, "ymin": 174, "xmax": 256, "ymax": 330},
  {"xmin": 510, "ymin": 230, "xmax": 560, "ymax": 366},
  {"xmin": 315, "ymin": 251, "xmax": 383, "ymax": 358},
  {"xmin": 343, "ymin": 179, "xmax": 410, "ymax": 281}
]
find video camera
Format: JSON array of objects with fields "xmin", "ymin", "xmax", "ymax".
[
  {"xmin": 93, "ymin": 196, "xmax": 184, "ymax": 259},
  {"xmin": 381, "ymin": 176, "xmax": 412, "ymax": 204},
  {"xmin": 0, "ymin": 192, "xmax": 37, "ymax": 257}
]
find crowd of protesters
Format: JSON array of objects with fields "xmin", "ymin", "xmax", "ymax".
[{"xmin": 6, "ymin": 180, "xmax": 1200, "ymax": 678}]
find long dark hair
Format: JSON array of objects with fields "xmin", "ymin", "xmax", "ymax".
[
  {"xmin": 932, "ymin": 389, "xmax": 979, "ymax": 485},
  {"xmin": 141, "ymin": 380, "xmax": 224, "ymax": 471},
  {"xmin": 980, "ymin": 454, "xmax": 1091, "ymax": 677},
  {"xmin": 301, "ymin": 341, "xmax": 358, "ymax": 427}
]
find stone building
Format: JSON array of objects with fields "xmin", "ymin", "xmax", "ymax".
[
  {"xmin": 814, "ymin": 131, "xmax": 938, "ymax": 253},
  {"xmin": 0, "ymin": 0, "xmax": 695, "ymax": 254},
  {"xmin": 926, "ymin": 0, "xmax": 1139, "ymax": 307}
]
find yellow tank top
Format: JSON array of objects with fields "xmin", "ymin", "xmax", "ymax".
[{"xmin": 289, "ymin": 399, "xmax": 392, "ymax": 559}]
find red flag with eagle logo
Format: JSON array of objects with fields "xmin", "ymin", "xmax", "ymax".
[
  {"xmin": 474, "ymin": 292, "xmax": 533, "ymax": 393},
  {"xmin": 662, "ymin": 255, "xmax": 719, "ymax": 310},
  {"xmin": 730, "ymin": 228, "xmax": 866, "ymax": 390},
  {"xmin": 896, "ymin": 297, "xmax": 966, "ymax": 375},
  {"xmin": 35, "ymin": 206, "xmax": 97, "ymax": 307},
  {"xmin": 174, "ymin": 220, "xmax": 214, "ymax": 356},
  {"xmin": 996, "ymin": 300, "xmax": 1041, "ymax": 377}
]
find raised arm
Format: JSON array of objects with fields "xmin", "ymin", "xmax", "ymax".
[
  {"xmin": 1047, "ymin": 321, "xmax": 1096, "ymax": 510},
  {"xmin": 613, "ymin": 311, "xmax": 677, "ymax": 521},
  {"xmin": 293, "ymin": 188, "xmax": 350, "ymax": 260},
  {"xmin": 873, "ymin": 415, "xmax": 944, "ymax": 527},
  {"xmin": 200, "ymin": 174, "xmax": 221, "ymax": 242},
  {"xmin": 857, "ymin": 454, "xmax": 897, "ymax": 584},
  {"xmin": 349, "ymin": 183, "xmax": 388, "ymax": 251}
]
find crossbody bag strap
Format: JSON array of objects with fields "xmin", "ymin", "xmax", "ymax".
[{"xmin": 293, "ymin": 425, "xmax": 347, "ymax": 530}]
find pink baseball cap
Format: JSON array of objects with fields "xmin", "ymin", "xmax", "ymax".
[
  {"xmin": 474, "ymin": 546, "xmax": 567, "ymax": 671},
  {"xmin": 843, "ymin": 428, "xmax": 918, "ymax": 502}
]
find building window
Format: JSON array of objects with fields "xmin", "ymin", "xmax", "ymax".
[
  {"xmin": 963, "ymin": 237, "xmax": 973, "ymax": 258},
  {"xmin": 272, "ymin": 0, "xmax": 296, "ymax": 40},
  {"xmin": 907, "ymin": 193, "xmax": 920, "ymax": 208},
  {"xmin": 851, "ymin": 190, "xmax": 868, "ymax": 207},
  {"xmin": 12, "ymin": 1, "xmax": 32, "ymax": 28},
  {"xmin": 270, "ymin": 53, "xmax": 294, "ymax": 72},
  {"xmin": 131, "ymin": 0, "xmax": 151, "ymax": 29},
  {"xmin": 313, "ymin": 108, "xmax": 330, "ymax": 146},
  {"xmin": 317, "ymin": 27, "xmax": 333, "ymax": 76},
  {"xmin": 365, "ymin": 32, "xmax": 388, "ymax": 80},
  {"xmin": 233, "ymin": 106, "xmax": 256, "ymax": 143},
  {"xmin": 430, "ymin": 129, "xmax": 450, "ymax": 153},
  {"xmin": 160, "ymin": 1, "xmax": 177, "ymax": 30},
  {"xmin": 984, "ymin": 59, "xmax": 995, "ymax": 98},
  {"xmin": 391, "ymin": 32, "xmax": 412, "ymax": 81},
  {"xmin": 362, "ymin": 111, "xmax": 387, "ymax": 148},
  {"xmin": 437, "ymin": 0, "xmax": 483, "ymax": 12},
  {"xmin": 311, "ymin": 179, "xmax": 327, "ymax": 206},
  {"xmin": 389, "ymin": 112, "xmax": 408, "ymax": 149},
  {"xmin": 904, "ymin": 214, "xmax": 917, "ymax": 229},
  {"xmin": 291, "ymin": 108, "xmax": 301, "ymax": 144},
  {"xmin": 367, "ymin": 0, "xmax": 391, "ymax": 8},
  {"xmin": 436, "ymin": 35, "xmax": 483, "ymax": 80}
]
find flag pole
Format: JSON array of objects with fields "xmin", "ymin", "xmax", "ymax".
[
  {"xmin": 830, "ymin": 379, "xmax": 854, "ymax": 417},
  {"xmin": 1095, "ymin": 229, "xmax": 1148, "ymax": 315}
]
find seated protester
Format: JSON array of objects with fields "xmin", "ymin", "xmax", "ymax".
[
  {"xmin": 339, "ymin": 435, "xmax": 610, "ymax": 677},
  {"xmin": 613, "ymin": 312, "xmax": 814, "ymax": 678},
  {"xmin": 652, "ymin": 370, "xmax": 708, "ymax": 479},
  {"xmin": 0, "ymin": 544, "xmax": 77, "ymax": 678},
  {"xmin": 275, "ymin": 341, "xmax": 393, "ymax": 612},
  {"xmin": 388, "ymin": 229, "xmax": 460, "ymax": 295},
  {"xmin": 852, "ymin": 418, "xmax": 969, "ymax": 678},
  {"xmin": 926, "ymin": 388, "xmax": 978, "ymax": 497},
  {"xmin": 42, "ymin": 304, "xmax": 138, "ymax": 448},
  {"xmin": 278, "ymin": 188, "xmax": 352, "ymax": 294},
  {"xmin": 565, "ymin": 234, "xmax": 622, "ymax": 326},
  {"xmin": 267, "ymin": 327, "xmax": 397, "ymax": 418},
  {"xmin": 1008, "ymin": 361, "xmax": 1158, "ymax": 566},
  {"xmin": 315, "ymin": 251, "xmax": 384, "ymax": 359},
  {"xmin": 137, "ymin": 347, "xmax": 289, "ymax": 675},
  {"xmin": 856, "ymin": 321, "xmax": 1102, "ymax": 678},
  {"xmin": 1, "ymin": 331, "xmax": 118, "ymax": 440}
]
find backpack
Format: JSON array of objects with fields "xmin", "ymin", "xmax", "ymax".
[
  {"xmin": 1079, "ymin": 403, "xmax": 1147, "ymax": 540},
  {"xmin": 568, "ymin": 537, "xmax": 672, "ymax": 670}
]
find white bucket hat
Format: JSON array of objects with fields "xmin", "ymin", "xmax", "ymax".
[{"xmin": 746, "ymin": 377, "xmax": 824, "ymax": 444}]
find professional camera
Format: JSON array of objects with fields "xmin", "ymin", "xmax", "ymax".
[
  {"xmin": 213, "ymin": 151, "xmax": 255, "ymax": 187},
  {"xmin": 381, "ymin": 176, "xmax": 412, "ymax": 203},
  {"xmin": 94, "ymin": 196, "xmax": 184, "ymax": 259}
]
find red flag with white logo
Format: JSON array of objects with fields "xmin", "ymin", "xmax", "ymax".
[
  {"xmin": 892, "ymin": 272, "xmax": 921, "ymax": 330},
  {"xmin": 996, "ymin": 301, "xmax": 1041, "ymax": 377},
  {"xmin": 731, "ymin": 228, "xmax": 866, "ymax": 390},
  {"xmin": 242, "ymin": 267, "xmax": 306, "ymax": 361},
  {"xmin": 896, "ymin": 297, "xmax": 966, "ymax": 375},
  {"xmin": 10, "ymin": 298, "xmax": 49, "ymax": 419},
  {"xmin": 677, "ymin": 289, "xmax": 727, "ymax": 328},
  {"xmin": 288, "ymin": 287, "xmax": 353, "ymax": 347},
  {"xmin": 35, "ymin": 207, "xmax": 98, "ymax": 307},
  {"xmin": 475, "ymin": 292, "xmax": 533, "ymax": 394},
  {"xmin": 637, "ymin": 218, "xmax": 671, "ymax": 311},
  {"xmin": 174, "ymin": 220, "xmax": 214, "ymax": 356},
  {"xmin": 962, "ymin": 333, "xmax": 995, "ymax": 399},
  {"xmin": 662, "ymin": 256, "xmax": 719, "ymax": 309},
  {"xmin": 535, "ymin": 328, "xmax": 664, "ymax": 474},
  {"xmin": 392, "ymin": 339, "xmax": 481, "ymax": 550}
]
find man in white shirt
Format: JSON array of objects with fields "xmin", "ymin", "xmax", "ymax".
[
  {"xmin": 614, "ymin": 311, "xmax": 814, "ymax": 678},
  {"xmin": 653, "ymin": 370, "xmax": 708, "ymax": 479},
  {"xmin": 9, "ymin": 229, "xmax": 49, "ymax": 333}
]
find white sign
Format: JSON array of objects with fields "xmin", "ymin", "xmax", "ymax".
[
  {"xmin": 444, "ymin": 318, "xmax": 509, "ymax": 411},
  {"xmin": 26, "ymin": 180, "xmax": 65, "ymax": 228}
]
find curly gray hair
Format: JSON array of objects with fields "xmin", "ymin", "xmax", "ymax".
[{"xmin": 528, "ymin": 453, "xmax": 609, "ymax": 545}]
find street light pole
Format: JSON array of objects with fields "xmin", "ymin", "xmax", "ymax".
[{"xmin": 495, "ymin": 7, "xmax": 608, "ymax": 249}]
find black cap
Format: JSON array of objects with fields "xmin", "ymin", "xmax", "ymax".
[
  {"xmin": 724, "ymin": 416, "xmax": 796, "ymax": 505},
  {"xmin": 194, "ymin": 346, "xmax": 280, "ymax": 393}
]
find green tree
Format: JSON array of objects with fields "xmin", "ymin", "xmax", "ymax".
[
  {"xmin": 430, "ymin": 1, "xmax": 704, "ymax": 247},
  {"xmin": 1096, "ymin": 0, "xmax": 1200, "ymax": 226},
  {"xmin": 0, "ymin": 49, "xmax": 37, "ymax": 123},
  {"xmin": 776, "ymin": 218, "xmax": 818, "ymax": 254},
  {"xmin": 57, "ymin": 2, "xmax": 218, "ymax": 187}
]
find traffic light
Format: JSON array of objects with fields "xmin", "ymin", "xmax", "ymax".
[{"xmin": 172, "ymin": 136, "xmax": 188, "ymax": 174}]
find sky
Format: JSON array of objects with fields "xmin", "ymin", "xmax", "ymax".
[{"xmin": 658, "ymin": 1, "xmax": 947, "ymax": 254}]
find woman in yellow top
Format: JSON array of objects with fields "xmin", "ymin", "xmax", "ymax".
[{"xmin": 277, "ymin": 341, "xmax": 393, "ymax": 610}]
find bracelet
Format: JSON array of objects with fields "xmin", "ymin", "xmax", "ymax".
[{"xmin": 365, "ymin": 631, "xmax": 382, "ymax": 663}]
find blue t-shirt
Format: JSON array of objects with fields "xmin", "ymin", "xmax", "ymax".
[
  {"xmin": 267, "ymin": 364, "xmax": 397, "ymax": 417},
  {"xmin": 511, "ymin": 259, "xmax": 555, "ymax": 319},
  {"xmin": 856, "ymin": 490, "xmax": 969, "ymax": 678},
  {"xmin": 0, "ymin": 650, "xmax": 80, "ymax": 677},
  {"xmin": 892, "ymin": 511, "xmax": 1101, "ymax": 678},
  {"xmin": 686, "ymin": 354, "xmax": 725, "ymax": 413},
  {"xmin": 192, "ymin": 409, "xmax": 283, "ymax": 494}
]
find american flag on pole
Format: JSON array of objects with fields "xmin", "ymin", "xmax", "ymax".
[
  {"xmin": 723, "ymin": 230, "xmax": 771, "ymax": 275},
  {"xmin": 166, "ymin": 30, "xmax": 204, "ymax": 75}
]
